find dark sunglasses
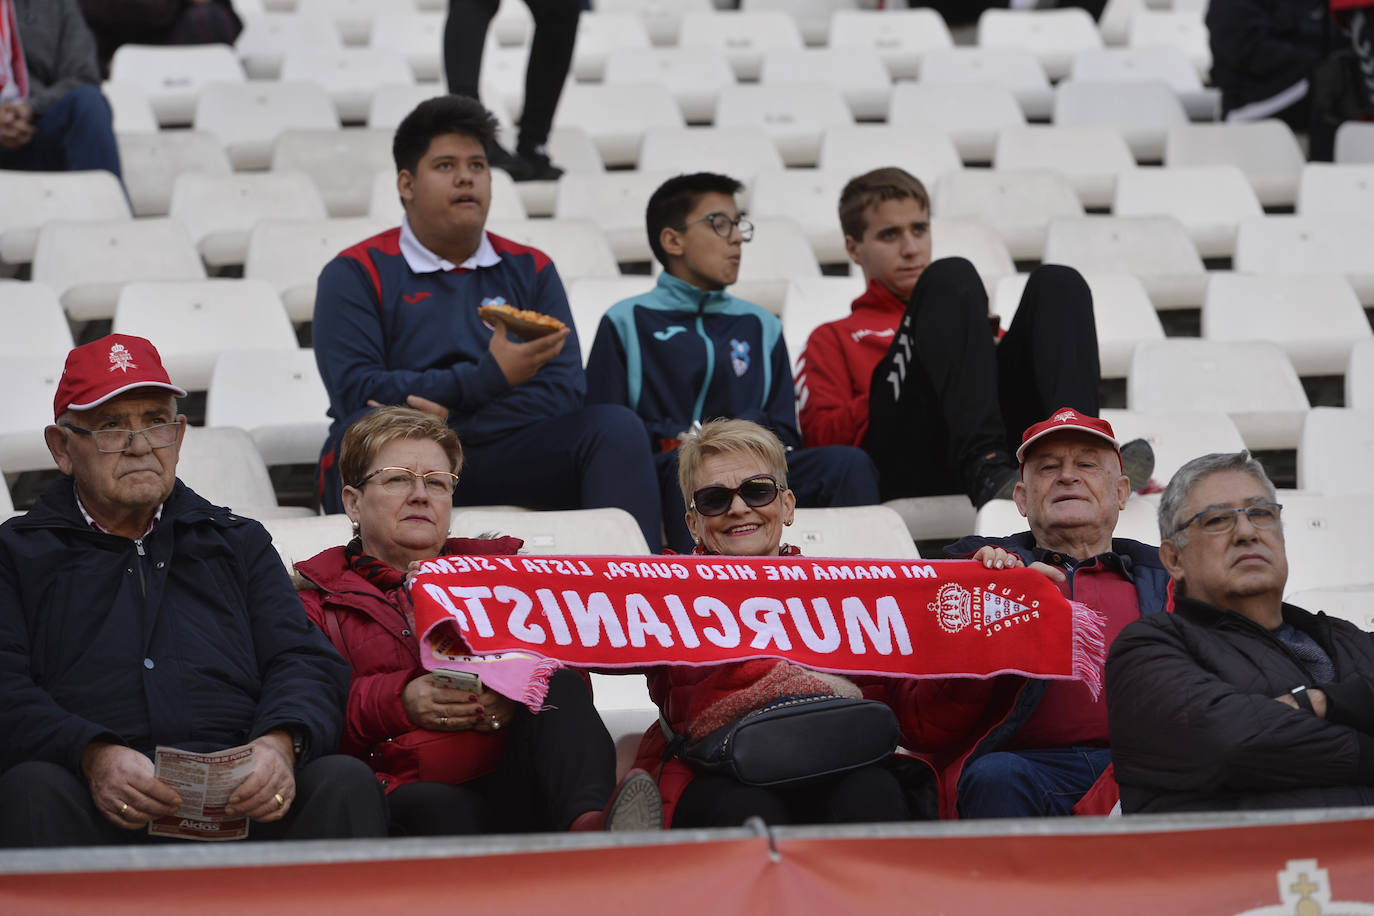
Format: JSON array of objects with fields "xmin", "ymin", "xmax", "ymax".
[{"xmin": 690, "ymin": 475, "xmax": 781, "ymax": 517}]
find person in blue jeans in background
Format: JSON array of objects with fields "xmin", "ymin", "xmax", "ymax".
[
  {"xmin": 0, "ymin": 0, "xmax": 121, "ymax": 180},
  {"xmin": 584, "ymin": 172, "xmax": 881, "ymax": 554},
  {"xmin": 311, "ymin": 95, "xmax": 662, "ymax": 549}
]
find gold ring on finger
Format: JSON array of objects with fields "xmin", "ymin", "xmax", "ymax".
[
  {"xmin": 119, "ymin": 802, "xmax": 129, "ymax": 816},
  {"xmin": 439, "ymin": 715, "xmax": 448, "ymax": 727},
  {"xmin": 274, "ymin": 793, "xmax": 285, "ymax": 808}
]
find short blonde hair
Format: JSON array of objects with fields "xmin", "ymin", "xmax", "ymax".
[
  {"xmin": 338, "ymin": 407, "xmax": 463, "ymax": 488},
  {"xmin": 838, "ymin": 166, "xmax": 930, "ymax": 241},
  {"xmin": 677, "ymin": 418, "xmax": 788, "ymax": 505}
]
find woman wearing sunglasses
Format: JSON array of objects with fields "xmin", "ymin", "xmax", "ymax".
[
  {"xmin": 295, "ymin": 406, "xmax": 661, "ymax": 837},
  {"xmin": 633, "ymin": 418, "xmax": 911, "ymax": 828}
]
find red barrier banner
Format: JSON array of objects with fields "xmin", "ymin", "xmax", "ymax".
[{"xmin": 410, "ymin": 555, "xmax": 1104, "ymax": 705}]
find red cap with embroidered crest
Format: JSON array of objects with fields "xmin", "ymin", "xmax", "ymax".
[
  {"xmin": 52, "ymin": 335, "xmax": 188, "ymax": 420},
  {"xmin": 1016, "ymin": 408, "xmax": 1120, "ymax": 464}
]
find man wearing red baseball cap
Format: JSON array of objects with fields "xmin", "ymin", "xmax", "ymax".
[
  {"xmin": 873, "ymin": 407, "xmax": 1170, "ymax": 820},
  {"xmin": 0, "ymin": 335, "xmax": 387, "ymax": 847}
]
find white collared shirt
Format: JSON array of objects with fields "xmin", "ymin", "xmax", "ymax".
[
  {"xmin": 399, "ymin": 215, "xmax": 501, "ymax": 274},
  {"xmin": 75, "ymin": 489, "xmax": 163, "ymax": 539}
]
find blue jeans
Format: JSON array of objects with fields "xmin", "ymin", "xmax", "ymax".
[
  {"xmin": 0, "ymin": 84, "xmax": 122, "ymax": 179},
  {"xmin": 957, "ymin": 746, "xmax": 1112, "ymax": 818}
]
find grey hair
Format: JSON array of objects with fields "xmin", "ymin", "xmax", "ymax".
[{"xmin": 1158, "ymin": 451, "xmax": 1277, "ymax": 546}]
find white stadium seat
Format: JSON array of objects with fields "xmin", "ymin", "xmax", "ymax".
[
  {"xmin": 1069, "ymin": 47, "xmax": 1218, "ymax": 120},
  {"xmin": 828, "ymin": 8, "xmax": 954, "ymax": 81},
  {"xmin": 782, "ymin": 274, "xmax": 867, "ymax": 368},
  {"xmin": 1042, "ymin": 215, "xmax": 1205, "ymax": 309},
  {"xmin": 116, "ymin": 131, "xmax": 233, "ymax": 218},
  {"xmin": 1296, "ymin": 163, "xmax": 1374, "ymax": 218},
  {"xmin": 1127, "ymin": 340, "xmax": 1309, "ymax": 450},
  {"xmin": 1279, "ymin": 492, "xmax": 1374, "ymax": 598},
  {"xmin": 817, "ymin": 125, "xmax": 963, "ymax": 190},
  {"xmin": 976, "ymin": 494, "xmax": 1161, "ymax": 545},
  {"xmin": 677, "ymin": 10, "xmax": 804, "ymax": 82},
  {"xmin": 1298, "ymin": 407, "xmax": 1374, "ymax": 496},
  {"xmin": 930, "ymin": 218, "xmax": 1015, "ymax": 296},
  {"xmin": 194, "ymin": 81, "xmax": 340, "ymax": 170},
  {"xmin": 111, "ymin": 279, "xmax": 298, "ymax": 391},
  {"xmin": 740, "ymin": 0, "xmax": 858, "ymax": 46},
  {"xmin": 553, "ymin": 171, "xmax": 674, "ymax": 264},
  {"xmin": 566, "ymin": 277, "xmax": 656, "ymax": 365},
  {"xmin": 449, "ymin": 508, "xmax": 649, "ymax": 555},
  {"xmin": 169, "ymin": 172, "xmax": 328, "ymax": 268},
  {"xmin": 259, "ymin": 514, "xmax": 353, "ymax": 570},
  {"xmin": 977, "ymin": 7, "xmax": 1103, "ymax": 81},
  {"xmin": 109, "ymin": 44, "xmax": 245, "ymax": 126},
  {"xmin": 0, "ymin": 357, "xmax": 62, "ymax": 472},
  {"xmin": 1127, "ymin": 9, "xmax": 1211, "ymax": 80},
  {"xmin": 295, "ymin": 0, "xmax": 394, "ymax": 45},
  {"xmin": 750, "ymin": 169, "xmax": 854, "ymax": 264},
  {"xmin": 0, "ymin": 170, "xmax": 131, "ymax": 265},
  {"xmin": 552, "ymin": 83, "xmax": 684, "ymax": 168},
  {"xmin": 271, "ymin": 128, "xmax": 394, "ymax": 219},
  {"xmin": 1284, "ymin": 585, "xmax": 1374, "ymax": 630},
  {"xmin": 485, "ymin": 219, "xmax": 622, "ymax": 282},
  {"xmin": 1233, "ymin": 215, "xmax": 1374, "ymax": 305},
  {"xmin": 176, "ymin": 426, "xmax": 315, "ymax": 520},
  {"xmin": 1335, "ymin": 121, "xmax": 1374, "ymax": 163},
  {"xmin": 881, "ymin": 495, "xmax": 977, "ymax": 545},
  {"xmin": 1112, "ymin": 165, "xmax": 1263, "ymax": 259},
  {"xmin": 207, "ymin": 348, "xmax": 332, "ymax": 467},
  {"xmin": 918, "ymin": 47, "xmax": 1053, "ymax": 121},
  {"xmin": 639, "ymin": 127, "xmax": 784, "ymax": 184},
  {"xmin": 571, "ymin": 13, "xmax": 653, "ymax": 81},
  {"xmin": 889, "ymin": 82, "xmax": 1025, "ymax": 163},
  {"xmin": 714, "ymin": 84, "xmax": 853, "ymax": 168},
  {"xmin": 0, "ymin": 281, "xmax": 73, "ymax": 360},
  {"xmin": 235, "ymin": 13, "xmax": 343, "ymax": 80},
  {"xmin": 759, "ymin": 48, "xmax": 892, "ymax": 122},
  {"xmin": 602, "ymin": 47, "xmax": 735, "ymax": 125},
  {"xmin": 1348, "ymin": 339, "xmax": 1374, "ymax": 408},
  {"xmin": 101, "ymin": 81, "xmax": 159, "ymax": 133},
  {"xmin": 726, "ymin": 217, "xmax": 821, "ymax": 292},
  {"xmin": 933, "ymin": 169, "xmax": 1083, "ymax": 261},
  {"xmin": 279, "ymin": 47, "xmax": 414, "ymax": 123},
  {"xmin": 593, "ymin": 0, "xmax": 713, "ymax": 46},
  {"xmin": 1053, "ymin": 80, "xmax": 1188, "ymax": 161},
  {"xmin": 789, "ymin": 506, "xmax": 921, "ymax": 559},
  {"xmin": 368, "ymin": 11, "xmax": 445, "ymax": 82},
  {"xmin": 243, "ymin": 217, "xmax": 390, "ymax": 323},
  {"xmin": 994, "ymin": 273, "xmax": 1164, "ymax": 379},
  {"xmin": 367, "ymin": 83, "xmax": 465, "ymax": 131},
  {"xmin": 1099, "ymin": 409, "xmax": 1248, "ymax": 486},
  {"xmin": 32, "ymin": 219, "xmax": 206, "ymax": 322},
  {"xmin": 1203, "ymin": 273, "xmax": 1370, "ymax": 376},
  {"xmin": 993, "ymin": 125, "xmax": 1136, "ymax": 209},
  {"xmin": 1165, "ymin": 121, "xmax": 1306, "ymax": 209}
]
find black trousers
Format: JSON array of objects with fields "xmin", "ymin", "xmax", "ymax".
[
  {"xmin": 864, "ymin": 258, "xmax": 1100, "ymax": 502},
  {"xmin": 672, "ymin": 764, "xmax": 910, "ymax": 828},
  {"xmin": 387, "ymin": 670, "xmax": 616, "ymax": 836},
  {"xmin": 0, "ymin": 754, "xmax": 387, "ymax": 848},
  {"xmin": 445, "ymin": 0, "xmax": 581, "ymax": 152}
]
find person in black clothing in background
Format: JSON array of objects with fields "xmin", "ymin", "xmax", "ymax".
[{"xmin": 444, "ymin": 0, "xmax": 578, "ymax": 181}]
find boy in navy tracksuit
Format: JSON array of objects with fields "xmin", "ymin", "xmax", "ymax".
[
  {"xmin": 584, "ymin": 172, "xmax": 879, "ymax": 553},
  {"xmin": 311, "ymin": 96, "xmax": 662, "ymax": 548}
]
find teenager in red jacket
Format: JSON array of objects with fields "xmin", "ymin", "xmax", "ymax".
[{"xmin": 794, "ymin": 167, "xmax": 1112, "ymax": 507}]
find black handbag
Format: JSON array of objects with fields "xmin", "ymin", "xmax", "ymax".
[{"xmin": 662, "ymin": 694, "xmax": 900, "ymax": 788}]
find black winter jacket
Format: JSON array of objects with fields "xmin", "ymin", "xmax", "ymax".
[
  {"xmin": 1207, "ymin": 0, "xmax": 1327, "ymax": 115},
  {"xmin": 1107, "ymin": 593, "xmax": 1374, "ymax": 813},
  {"xmin": 0, "ymin": 477, "xmax": 348, "ymax": 774}
]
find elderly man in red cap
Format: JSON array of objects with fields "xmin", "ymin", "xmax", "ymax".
[
  {"xmin": 872, "ymin": 408, "xmax": 1170, "ymax": 820},
  {"xmin": 0, "ymin": 335, "xmax": 387, "ymax": 847}
]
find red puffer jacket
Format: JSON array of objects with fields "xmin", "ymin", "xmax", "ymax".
[{"xmin": 295, "ymin": 536, "xmax": 522, "ymax": 793}]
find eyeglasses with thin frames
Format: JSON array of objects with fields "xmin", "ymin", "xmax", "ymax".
[
  {"xmin": 679, "ymin": 212, "xmax": 754, "ymax": 242},
  {"xmin": 356, "ymin": 467, "xmax": 460, "ymax": 498},
  {"xmin": 60, "ymin": 422, "xmax": 180, "ymax": 453},
  {"xmin": 1172, "ymin": 502, "xmax": 1283, "ymax": 537},
  {"xmin": 691, "ymin": 475, "xmax": 781, "ymax": 517}
]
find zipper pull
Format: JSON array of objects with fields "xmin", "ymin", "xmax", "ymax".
[{"xmin": 134, "ymin": 538, "xmax": 145, "ymax": 557}]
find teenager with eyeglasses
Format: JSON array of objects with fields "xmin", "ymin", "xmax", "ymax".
[
  {"xmin": 626, "ymin": 418, "xmax": 913, "ymax": 830},
  {"xmin": 585, "ymin": 171, "xmax": 881, "ymax": 553}
]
